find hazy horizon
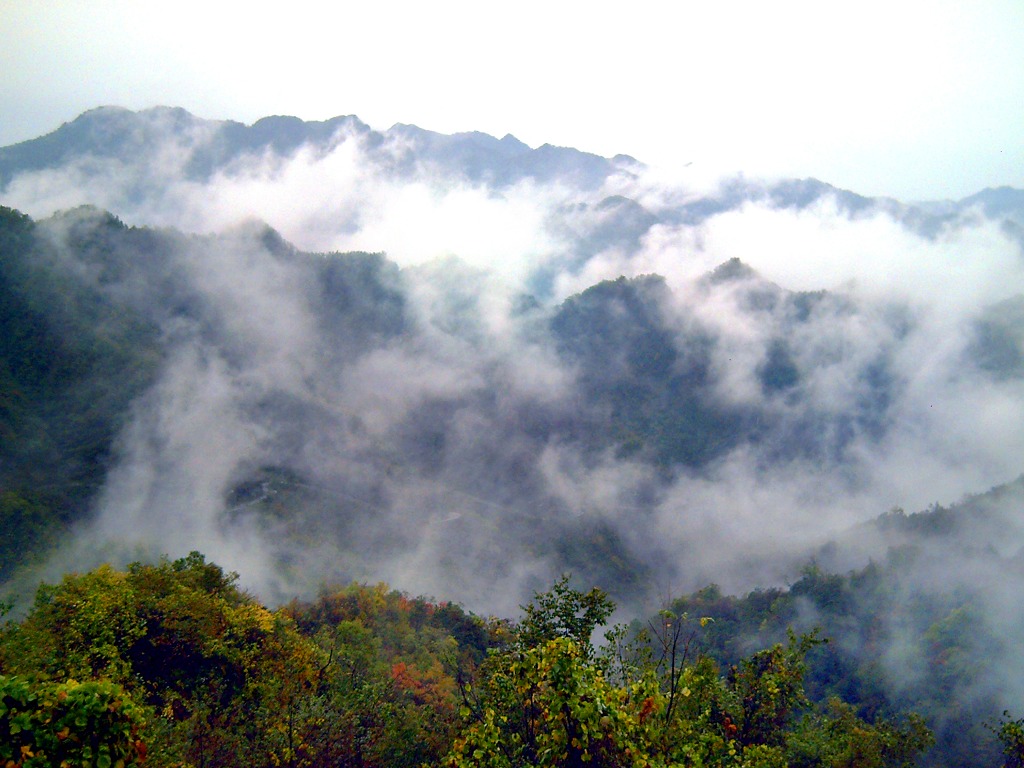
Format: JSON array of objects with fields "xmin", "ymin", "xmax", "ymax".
[{"xmin": 2, "ymin": 0, "xmax": 1022, "ymax": 201}]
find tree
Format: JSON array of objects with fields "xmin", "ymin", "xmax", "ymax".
[
  {"xmin": 516, "ymin": 576, "xmax": 615, "ymax": 657},
  {"xmin": 447, "ymin": 579, "xmax": 934, "ymax": 768},
  {"xmin": 994, "ymin": 712, "xmax": 1024, "ymax": 768},
  {"xmin": 0, "ymin": 553, "xmax": 323, "ymax": 768},
  {"xmin": 448, "ymin": 636, "xmax": 640, "ymax": 768},
  {"xmin": 0, "ymin": 675, "xmax": 148, "ymax": 768}
]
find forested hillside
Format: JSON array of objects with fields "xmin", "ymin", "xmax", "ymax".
[
  {"xmin": 1, "ymin": 558, "xmax": 949, "ymax": 767},
  {"xmin": 0, "ymin": 206, "xmax": 163, "ymax": 579},
  {"xmin": 3, "ymin": 203, "xmax": 1021, "ymax": 611}
]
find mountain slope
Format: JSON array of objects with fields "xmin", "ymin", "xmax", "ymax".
[{"xmin": 2, "ymin": 201, "xmax": 1021, "ymax": 612}]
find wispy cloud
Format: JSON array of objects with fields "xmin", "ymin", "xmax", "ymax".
[{"xmin": 5, "ymin": 116, "xmax": 1022, "ymax": 623}]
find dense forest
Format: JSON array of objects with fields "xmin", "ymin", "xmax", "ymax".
[{"xmin": 2, "ymin": 557, "xmax": 952, "ymax": 767}]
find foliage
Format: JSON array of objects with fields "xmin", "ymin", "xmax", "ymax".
[
  {"xmin": 994, "ymin": 712, "xmax": 1024, "ymax": 768},
  {"xmin": 656, "ymin": 555, "xmax": 1014, "ymax": 767},
  {"xmin": 282, "ymin": 581, "xmax": 499, "ymax": 767},
  {"xmin": 448, "ymin": 636, "xmax": 640, "ymax": 768},
  {"xmin": 515, "ymin": 575, "xmax": 615, "ymax": 657},
  {"xmin": 0, "ymin": 553, "xmax": 309, "ymax": 766},
  {"xmin": 788, "ymin": 699, "xmax": 933, "ymax": 768},
  {"xmin": 0, "ymin": 558, "xmax": 494, "ymax": 768},
  {"xmin": 0, "ymin": 562, "xmax": 940, "ymax": 768},
  {"xmin": 448, "ymin": 579, "xmax": 933, "ymax": 768},
  {"xmin": 0, "ymin": 675, "xmax": 148, "ymax": 768}
]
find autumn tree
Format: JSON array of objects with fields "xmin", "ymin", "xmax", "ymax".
[
  {"xmin": 0, "ymin": 676, "xmax": 148, "ymax": 768},
  {"xmin": 447, "ymin": 578, "xmax": 934, "ymax": 768},
  {"xmin": 0, "ymin": 553, "xmax": 322, "ymax": 768}
]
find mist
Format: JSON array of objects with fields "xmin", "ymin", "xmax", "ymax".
[{"xmin": 2, "ymin": 109, "xmax": 1022, "ymax": 626}]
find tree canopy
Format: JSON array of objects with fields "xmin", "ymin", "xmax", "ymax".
[{"xmin": 0, "ymin": 560, "xmax": 949, "ymax": 768}]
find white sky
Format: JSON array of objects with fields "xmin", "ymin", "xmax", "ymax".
[{"xmin": 1, "ymin": 0, "xmax": 1022, "ymax": 201}]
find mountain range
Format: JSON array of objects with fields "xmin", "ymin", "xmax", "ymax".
[
  {"xmin": 3, "ymin": 106, "xmax": 1023, "ymax": 247},
  {"xmin": 1, "ymin": 106, "xmax": 1023, "ymax": 765},
  {"xmin": 1, "ymin": 102, "xmax": 1021, "ymax": 596}
]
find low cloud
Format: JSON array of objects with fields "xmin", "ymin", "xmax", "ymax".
[{"xmin": 2, "ymin": 116, "xmax": 1022, "ymax": 623}]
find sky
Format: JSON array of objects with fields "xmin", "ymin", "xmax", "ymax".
[{"xmin": 1, "ymin": 0, "xmax": 1022, "ymax": 202}]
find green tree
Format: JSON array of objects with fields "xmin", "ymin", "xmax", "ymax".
[
  {"xmin": 447, "ymin": 579, "xmax": 933, "ymax": 768},
  {"xmin": 448, "ymin": 635, "xmax": 641, "ymax": 768},
  {"xmin": 516, "ymin": 575, "xmax": 615, "ymax": 657},
  {"xmin": 788, "ymin": 699, "xmax": 933, "ymax": 768},
  {"xmin": 0, "ymin": 553, "xmax": 324, "ymax": 768},
  {"xmin": 0, "ymin": 675, "xmax": 148, "ymax": 768},
  {"xmin": 994, "ymin": 712, "xmax": 1024, "ymax": 768}
]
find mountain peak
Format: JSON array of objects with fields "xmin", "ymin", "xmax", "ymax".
[
  {"xmin": 500, "ymin": 133, "xmax": 528, "ymax": 150},
  {"xmin": 705, "ymin": 257, "xmax": 758, "ymax": 284}
]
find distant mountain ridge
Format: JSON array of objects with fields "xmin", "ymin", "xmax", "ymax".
[
  {"xmin": 2, "ymin": 106, "xmax": 1021, "ymax": 213},
  {"xmin": 0, "ymin": 105, "xmax": 628, "ymax": 191}
]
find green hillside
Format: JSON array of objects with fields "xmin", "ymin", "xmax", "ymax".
[{"xmin": 0, "ymin": 561, "xmax": 943, "ymax": 768}]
